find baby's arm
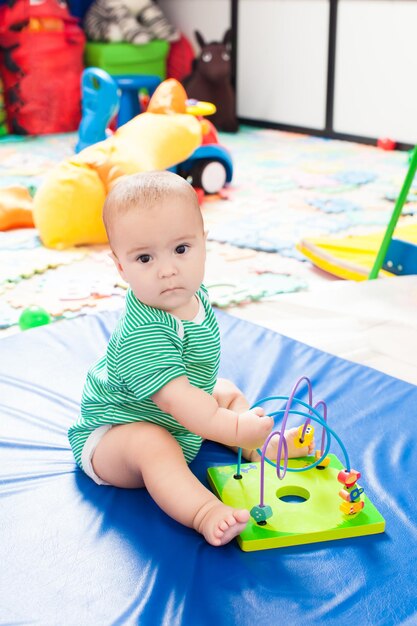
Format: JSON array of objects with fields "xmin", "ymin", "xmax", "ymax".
[
  {"xmin": 212, "ymin": 379, "xmax": 315, "ymax": 461},
  {"xmin": 212, "ymin": 378, "xmax": 263, "ymax": 460},
  {"xmin": 151, "ymin": 376, "xmax": 273, "ymax": 450},
  {"xmin": 213, "ymin": 378, "xmax": 315, "ymax": 461}
]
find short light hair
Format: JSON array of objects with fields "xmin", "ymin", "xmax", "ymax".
[{"xmin": 103, "ymin": 171, "xmax": 201, "ymax": 245}]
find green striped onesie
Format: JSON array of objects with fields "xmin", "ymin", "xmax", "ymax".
[{"xmin": 68, "ymin": 285, "xmax": 220, "ymax": 468}]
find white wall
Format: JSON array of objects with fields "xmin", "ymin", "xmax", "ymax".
[
  {"xmin": 160, "ymin": 0, "xmax": 417, "ymax": 143},
  {"xmin": 158, "ymin": 0, "xmax": 231, "ymax": 53},
  {"xmin": 237, "ymin": 0, "xmax": 330, "ymax": 130},
  {"xmin": 334, "ymin": 0, "xmax": 417, "ymax": 144}
]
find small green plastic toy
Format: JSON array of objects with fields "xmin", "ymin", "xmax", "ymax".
[{"xmin": 18, "ymin": 306, "xmax": 51, "ymax": 330}]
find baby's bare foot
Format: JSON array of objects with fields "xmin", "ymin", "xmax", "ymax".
[
  {"xmin": 194, "ymin": 501, "xmax": 250, "ymax": 546},
  {"xmin": 285, "ymin": 426, "xmax": 315, "ymax": 458},
  {"xmin": 250, "ymin": 426, "xmax": 314, "ymax": 462}
]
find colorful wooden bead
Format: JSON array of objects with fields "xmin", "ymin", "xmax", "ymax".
[
  {"xmin": 294, "ymin": 424, "xmax": 314, "ymax": 448},
  {"xmin": 314, "ymin": 450, "xmax": 330, "ymax": 468},
  {"xmin": 250, "ymin": 504, "xmax": 273, "ymax": 524},
  {"xmin": 337, "ymin": 469, "xmax": 361, "ymax": 487},
  {"xmin": 339, "ymin": 500, "xmax": 364, "ymax": 515},
  {"xmin": 339, "ymin": 486, "xmax": 364, "ymax": 502}
]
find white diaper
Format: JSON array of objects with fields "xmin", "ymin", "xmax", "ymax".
[{"xmin": 81, "ymin": 424, "xmax": 113, "ymax": 485}]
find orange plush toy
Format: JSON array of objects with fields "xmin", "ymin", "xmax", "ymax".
[{"xmin": 0, "ymin": 187, "xmax": 34, "ymax": 231}]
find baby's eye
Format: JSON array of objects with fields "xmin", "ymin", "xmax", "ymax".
[
  {"xmin": 137, "ymin": 254, "xmax": 151, "ymax": 264},
  {"xmin": 175, "ymin": 244, "xmax": 189, "ymax": 255}
]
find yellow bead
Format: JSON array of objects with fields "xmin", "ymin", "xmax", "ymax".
[
  {"xmin": 294, "ymin": 424, "xmax": 314, "ymax": 448},
  {"xmin": 315, "ymin": 450, "xmax": 330, "ymax": 467}
]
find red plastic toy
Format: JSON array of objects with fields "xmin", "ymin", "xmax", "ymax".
[{"xmin": 377, "ymin": 137, "xmax": 396, "ymax": 151}]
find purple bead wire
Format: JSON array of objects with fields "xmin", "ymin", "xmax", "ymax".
[
  {"xmin": 259, "ymin": 431, "xmax": 288, "ymax": 507},
  {"xmin": 314, "ymin": 399, "xmax": 328, "ymax": 455},
  {"xmin": 258, "ymin": 376, "xmax": 314, "ymax": 507}
]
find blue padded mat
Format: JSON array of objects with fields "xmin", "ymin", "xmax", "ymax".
[{"xmin": 1, "ymin": 308, "xmax": 416, "ymax": 625}]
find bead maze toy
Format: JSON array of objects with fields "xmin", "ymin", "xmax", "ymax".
[{"xmin": 208, "ymin": 376, "xmax": 385, "ymax": 551}]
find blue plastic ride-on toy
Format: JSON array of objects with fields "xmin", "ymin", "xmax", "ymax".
[
  {"xmin": 171, "ymin": 144, "xmax": 233, "ymax": 195},
  {"xmin": 76, "ymin": 67, "xmax": 233, "ymax": 194}
]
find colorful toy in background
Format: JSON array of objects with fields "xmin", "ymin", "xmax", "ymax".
[
  {"xmin": 75, "ymin": 67, "xmax": 121, "ymax": 153},
  {"xmin": 18, "ymin": 305, "xmax": 51, "ymax": 331},
  {"xmin": 377, "ymin": 137, "xmax": 396, "ymax": 151},
  {"xmin": 208, "ymin": 376, "xmax": 385, "ymax": 551},
  {"xmin": 75, "ymin": 69, "xmax": 163, "ymax": 151},
  {"xmin": 171, "ymin": 102, "xmax": 233, "ymax": 195},
  {"xmin": 0, "ymin": 0, "xmax": 85, "ymax": 134},
  {"xmin": 166, "ymin": 33, "xmax": 195, "ymax": 83},
  {"xmin": 0, "ymin": 76, "xmax": 233, "ymax": 246},
  {"xmin": 76, "ymin": 68, "xmax": 233, "ymax": 194},
  {"xmin": 33, "ymin": 78, "xmax": 228, "ymax": 248},
  {"xmin": 83, "ymin": 0, "xmax": 179, "ymax": 44},
  {"xmin": 183, "ymin": 29, "xmax": 238, "ymax": 133},
  {"xmin": 299, "ymin": 145, "xmax": 417, "ymax": 281}
]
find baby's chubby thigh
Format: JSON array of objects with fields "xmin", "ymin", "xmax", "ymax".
[{"xmin": 91, "ymin": 421, "xmax": 183, "ymax": 488}]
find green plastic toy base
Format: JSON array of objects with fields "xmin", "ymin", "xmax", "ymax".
[
  {"xmin": 207, "ymin": 454, "xmax": 385, "ymax": 552},
  {"xmin": 84, "ymin": 41, "xmax": 169, "ymax": 79}
]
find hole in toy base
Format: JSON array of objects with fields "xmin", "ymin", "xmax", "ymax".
[{"xmin": 276, "ymin": 485, "xmax": 310, "ymax": 504}]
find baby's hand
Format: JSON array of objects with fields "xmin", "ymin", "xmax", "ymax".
[
  {"xmin": 250, "ymin": 425, "xmax": 315, "ymax": 462},
  {"xmin": 236, "ymin": 408, "xmax": 274, "ymax": 450}
]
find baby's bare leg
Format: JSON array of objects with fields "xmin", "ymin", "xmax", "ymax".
[{"xmin": 92, "ymin": 422, "xmax": 249, "ymax": 546}]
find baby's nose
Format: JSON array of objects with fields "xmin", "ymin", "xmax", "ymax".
[{"xmin": 159, "ymin": 263, "xmax": 177, "ymax": 278}]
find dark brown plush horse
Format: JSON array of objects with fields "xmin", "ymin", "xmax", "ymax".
[{"xmin": 183, "ymin": 29, "xmax": 238, "ymax": 133}]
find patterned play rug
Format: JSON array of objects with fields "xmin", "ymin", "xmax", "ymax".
[
  {"xmin": 203, "ymin": 128, "xmax": 417, "ymax": 257},
  {"xmin": 1, "ymin": 127, "xmax": 415, "ymax": 333}
]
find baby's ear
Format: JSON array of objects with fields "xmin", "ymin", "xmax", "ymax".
[{"xmin": 109, "ymin": 251, "xmax": 126, "ymax": 279}]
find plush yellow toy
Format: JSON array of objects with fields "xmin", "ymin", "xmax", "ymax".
[{"xmin": 33, "ymin": 79, "xmax": 202, "ymax": 249}]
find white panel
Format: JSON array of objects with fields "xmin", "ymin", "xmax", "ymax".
[
  {"xmin": 158, "ymin": 0, "xmax": 231, "ymax": 53},
  {"xmin": 237, "ymin": 0, "xmax": 329, "ymax": 129},
  {"xmin": 334, "ymin": 1, "xmax": 417, "ymax": 144}
]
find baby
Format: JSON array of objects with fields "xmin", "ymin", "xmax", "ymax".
[{"xmin": 68, "ymin": 171, "xmax": 314, "ymax": 547}]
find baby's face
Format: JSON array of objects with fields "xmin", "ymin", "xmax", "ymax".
[{"xmin": 110, "ymin": 195, "xmax": 206, "ymax": 315}]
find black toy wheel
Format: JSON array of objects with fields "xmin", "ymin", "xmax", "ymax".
[{"xmin": 185, "ymin": 159, "xmax": 227, "ymax": 194}]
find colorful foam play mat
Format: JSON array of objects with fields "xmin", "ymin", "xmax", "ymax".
[{"xmin": 1, "ymin": 127, "xmax": 417, "ymax": 332}]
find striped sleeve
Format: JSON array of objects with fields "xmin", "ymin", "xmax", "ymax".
[{"xmin": 117, "ymin": 323, "xmax": 186, "ymax": 400}]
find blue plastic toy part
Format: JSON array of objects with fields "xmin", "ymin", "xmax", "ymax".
[
  {"xmin": 383, "ymin": 238, "xmax": 417, "ymax": 275},
  {"xmin": 112, "ymin": 74, "xmax": 161, "ymax": 127},
  {"xmin": 178, "ymin": 145, "xmax": 233, "ymax": 183},
  {"xmin": 173, "ymin": 144, "xmax": 234, "ymax": 194},
  {"xmin": 250, "ymin": 504, "xmax": 273, "ymax": 524},
  {"xmin": 75, "ymin": 67, "xmax": 120, "ymax": 154}
]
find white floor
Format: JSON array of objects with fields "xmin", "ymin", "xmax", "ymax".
[{"xmin": 230, "ymin": 275, "xmax": 417, "ymax": 386}]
